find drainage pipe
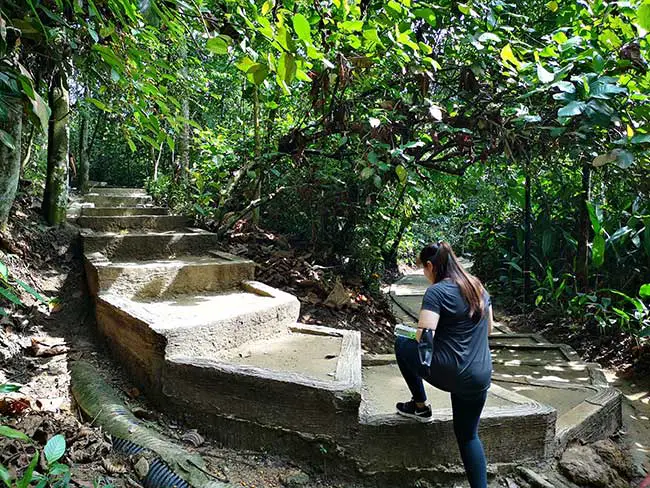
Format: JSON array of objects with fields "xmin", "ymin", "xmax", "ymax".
[{"xmin": 70, "ymin": 361, "xmax": 229, "ymax": 488}]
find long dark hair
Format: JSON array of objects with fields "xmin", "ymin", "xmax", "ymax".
[{"xmin": 419, "ymin": 241, "xmax": 486, "ymax": 320}]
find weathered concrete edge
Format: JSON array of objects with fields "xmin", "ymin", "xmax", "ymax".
[
  {"xmin": 555, "ymin": 386, "xmax": 622, "ymax": 451},
  {"xmin": 289, "ymin": 323, "xmax": 362, "ymax": 389},
  {"xmin": 164, "ymin": 354, "xmax": 358, "ymax": 395},
  {"xmin": 161, "ymin": 353, "xmax": 361, "ymax": 438},
  {"xmin": 83, "ymin": 251, "xmax": 256, "ymax": 297}
]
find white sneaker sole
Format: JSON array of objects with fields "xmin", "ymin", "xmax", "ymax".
[{"xmin": 396, "ymin": 409, "xmax": 434, "ymax": 423}]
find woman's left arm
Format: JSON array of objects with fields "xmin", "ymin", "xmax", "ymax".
[{"xmin": 416, "ymin": 309, "xmax": 440, "ymax": 342}]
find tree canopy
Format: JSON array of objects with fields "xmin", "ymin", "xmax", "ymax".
[{"xmin": 1, "ymin": 0, "xmax": 649, "ymax": 336}]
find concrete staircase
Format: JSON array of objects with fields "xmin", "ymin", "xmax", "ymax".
[{"xmin": 71, "ymin": 186, "xmax": 622, "ymax": 479}]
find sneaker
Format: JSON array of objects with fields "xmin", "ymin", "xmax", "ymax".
[{"xmin": 396, "ymin": 400, "xmax": 433, "ymax": 423}]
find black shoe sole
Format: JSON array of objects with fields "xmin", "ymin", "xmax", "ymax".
[{"xmin": 396, "ymin": 409, "xmax": 434, "ymax": 423}]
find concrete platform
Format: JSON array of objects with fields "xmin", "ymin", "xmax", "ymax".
[
  {"xmin": 163, "ymin": 324, "xmax": 362, "ymax": 438},
  {"xmin": 82, "ymin": 231, "xmax": 222, "ymax": 260},
  {"xmin": 353, "ymin": 356, "xmax": 556, "ymax": 470},
  {"xmin": 94, "ymin": 281, "xmax": 301, "ymax": 392},
  {"xmin": 82, "ymin": 207, "xmax": 168, "ymax": 216},
  {"xmin": 84, "ymin": 252, "xmax": 255, "ymax": 298},
  {"xmin": 78, "ymin": 215, "xmax": 193, "ymax": 232}
]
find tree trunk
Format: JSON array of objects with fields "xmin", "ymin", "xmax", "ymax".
[
  {"xmin": 384, "ymin": 215, "xmax": 413, "ymax": 270},
  {"xmin": 178, "ymin": 96, "xmax": 190, "ymax": 183},
  {"xmin": 252, "ymin": 84, "xmax": 261, "ymax": 225},
  {"xmin": 42, "ymin": 68, "xmax": 70, "ymax": 226},
  {"xmin": 20, "ymin": 122, "xmax": 35, "ymax": 177},
  {"xmin": 154, "ymin": 142, "xmax": 163, "ymax": 181},
  {"xmin": 0, "ymin": 96, "xmax": 22, "ymax": 231},
  {"xmin": 78, "ymin": 101, "xmax": 90, "ymax": 193},
  {"xmin": 576, "ymin": 162, "xmax": 592, "ymax": 291},
  {"xmin": 523, "ymin": 163, "xmax": 532, "ymax": 307}
]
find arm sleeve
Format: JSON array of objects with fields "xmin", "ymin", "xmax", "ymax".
[{"xmin": 421, "ymin": 286, "xmax": 442, "ymax": 314}]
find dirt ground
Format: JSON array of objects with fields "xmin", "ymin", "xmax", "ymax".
[{"xmin": 1, "ymin": 201, "xmax": 648, "ymax": 488}]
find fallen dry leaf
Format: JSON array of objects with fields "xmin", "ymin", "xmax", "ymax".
[
  {"xmin": 29, "ymin": 337, "xmax": 69, "ymax": 357},
  {"xmin": 0, "ymin": 395, "xmax": 31, "ymax": 415}
]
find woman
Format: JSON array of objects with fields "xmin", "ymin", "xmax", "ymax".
[{"xmin": 394, "ymin": 241, "xmax": 493, "ymax": 488}]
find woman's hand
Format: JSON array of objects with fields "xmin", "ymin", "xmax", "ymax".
[{"xmin": 415, "ymin": 327, "xmax": 423, "ymax": 342}]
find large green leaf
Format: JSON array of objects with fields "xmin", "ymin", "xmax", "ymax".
[
  {"xmin": 0, "ymin": 463, "xmax": 10, "ymax": 488},
  {"xmin": 0, "ymin": 426, "xmax": 30, "ymax": 442},
  {"xmin": 17, "ymin": 453, "xmax": 38, "ymax": 488},
  {"xmin": 0, "ymin": 129, "xmax": 15, "ymax": 150},
  {"xmin": 558, "ymin": 101, "xmax": 586, "ymax": 117},
  {"xmin": 396, "ymin": 165, "xmax": 407, "ymax": 184},
  {"xmin": 30, "ymin": 92, "xmax": 50, "ymax": 133},
  {"xmin": 0, "ymin": 287, "xmax": 22, "ymax": 306},
  {"xmin": 631, "ymin": 134, "xmax": 650, "ymax": 144},
  {"xmin": 292, "ymin": 13, "xmax": 311, "ymax": 42},
  {"xmin": 360, "ymin": 167, "xmax": 374, "ymax": 179},
  {"xmin": 536, "ymin": 63, "xmax": 554, "ymax": 83},
  {"xmin": 413, "ymin": 8, "xmax": 437, "ymax": 27},
  {"xmin": 247, "ymin": 63, "xmax": 269, "ymax": 85},
  {"xmin": 235, "ymin": 56, "xmax": 255, "ymax": 73},
  {"xmin": 277, "ymin": 53, "xmax": 296, "ymax": 83},
  {"xmin": 586, "ymin": 201, "xmax": 602, "ymax": 234},
  {"xmin": 592, "ymin": 233, "xmax": 605, "ymax": 268},
  {"xmin": 500, "ymin": 44, "xmax": 521, "ymax": 70},
  {"xmin": 589, "ymin": 77, "xmax": 626, "ymax": 99},
  {"xmin": 206, "ymin": 35, "xmax": 230, "ymax": 55},
  {"xmin": 340, "ymin": 20, "xmax": 364, "ymax": 32},
  {"xmin": 640, "ymin": 284, "xmax": 650, "ymax": 299},
  {"xmin": 637, "ymin": 2, "xmax": 650, "ymax": 31},
  {"xmin": 14, "ymin": 279, "xmax": 47, "ymax": 303},
  {"xmin": 44, "ymin": 434, "xmax": 66, "ymax": 464},
  {"xmin": 478, "ymin": 32, "xmax": 500, "ymax": 43}
]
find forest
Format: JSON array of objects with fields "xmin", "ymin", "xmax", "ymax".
[
  {"xmin": 0, "ymin": 0, "xmax": 650, "ymax": 486},
  {"xmin": 3, "ymin": 0, "xmax": 648, "ymax": 341}
]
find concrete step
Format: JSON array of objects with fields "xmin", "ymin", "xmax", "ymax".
[
  {"xmin": 81, "ymin": 207, "xmax": 168, "ymax": 217},
  {"xmin": 84, "ymin": 252, "xmax": 255, "ymax": 298},
  {"xmin": 82, "ymin": 231, "xmax": 222, "ymax": 260},
  {"xmin": 490, "ymin": 347, "xmax": 621, "ymax": 450},
  {"xmin": 95, "ymin": 281, "xmax": 301, "ymax": 393},
  {"xmin": 163, "ymin": 324, "xmax": 362, "ymax": 438},
  {"xmin": 353, "ymin": 357, "xmax": 556, "ymax": 470},
  {"xmin": 78, "ymin": 215, "xmax": 193, "ymax": 232},
  {"xmin": 87, "ymin": 187, "xmax": 148, "ymax": 196},
  {"xmin": 83, "ymin": 194, "xmax": 153, "ymax": 207}
]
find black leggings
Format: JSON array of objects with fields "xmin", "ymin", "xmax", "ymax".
[
  {"xmin": 451, "ymin": 390, "xmax": 488, "ymax": 488},
  {"xmin": 395, "ymin": 337, "xmax": 488, "ymax": 488}
]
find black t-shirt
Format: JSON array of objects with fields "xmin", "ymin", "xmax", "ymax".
[{"xmin": 421, "ymin": 280, "xmax": 492, "ymax": 393}]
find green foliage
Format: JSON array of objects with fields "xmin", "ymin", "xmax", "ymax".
[
  {"xmin": 0, "ymin": 259, "xmax": 47, "ymax": 316},
  {"xmin": 2, "ymin": 0, "xmax": 646, "ymax": 343},
  {"xmin": 0, "ymin": 410, "xmax": 74, "ymax": 488},
  {"xmin": 0, "ymin": 384, "xmax": 73, "ymax": 488}
]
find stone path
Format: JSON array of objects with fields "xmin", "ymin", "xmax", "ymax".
[{"xmin": 69, "ymin": 185, "xmax": 623, "ymax": 480}]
